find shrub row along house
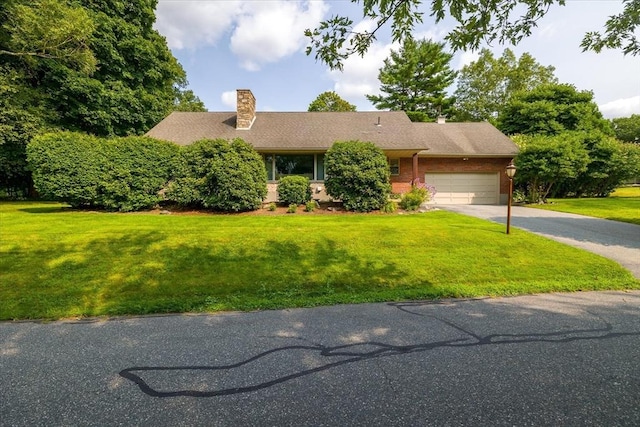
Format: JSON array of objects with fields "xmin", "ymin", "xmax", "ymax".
[{"xmin": 147, "ymin": 90, "xmax": 518, "ymax": 205}]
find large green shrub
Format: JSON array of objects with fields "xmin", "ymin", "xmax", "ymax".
[
  {"xmin": 324, "ymin": 140, "xmax": 390, "ymax": 212},
  {"xmin": 27, "ymin": 132, "xmax": 105, "ymax": 207},
  {"xmin": 277, "ymin": 176, "xmax": 312, "ymax": 205},
  {"xmin": 166, "ymin": 138, "xmax": 267, "ymax": 212},
  {"xmin": 514, "ymin": 132, "xmax": 589, "ymax": 203},
  {"xmin": 27, "ymin": 131, "xmax": 179, "ymax": 211},
  {"xmin": 513, "ymin": 131, "xmax": 640, "ymax": 201},
  {"xmin": 97, "ymin": 136, "xmax": 180, "ymax": 211},
  {"xmin": 559, "ymin": 134, "xmax": 640, "ymax": 197}
]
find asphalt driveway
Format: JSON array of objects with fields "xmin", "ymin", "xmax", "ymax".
[{"xmin": 439, "ymin": 205, "xmax": 640, "ymax": 279}]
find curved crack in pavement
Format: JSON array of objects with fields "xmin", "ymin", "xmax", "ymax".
[{"xmin": 119, "ymin": 320, "xmax": 638, "ymax": 398}]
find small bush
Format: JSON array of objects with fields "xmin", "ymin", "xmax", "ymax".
[
  {"xmin": 268, "ymin": 202, "xmax": 277, "ymax": 211},
  {"xmin": 287, "ymin": 203, "xmax": 298, "ymax": 213},
  {"xmin": 381, "ymin": 200, "xmax": 397, "ymax": 213},
  {"xmin": 277, "ymin": 176, "xmax": 312, "ymax": 205},
  {"xmin": 400, "ymin": 188, "xmax": 427, "ymax": 211},
  {"xmin": 305, "ymin": 200, "xmax": 318, "ymax": 212},
  {"xmin": 399, "ymin": 181, "xmax": 436, "ymax": 211}
]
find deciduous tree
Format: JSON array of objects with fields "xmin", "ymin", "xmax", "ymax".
[
  {"xmin": 308, "ymin": 91, "xmax": 357, "ymax": 112},
  {"xmin": 174, "ymin": 88, "xmax": 207, "ymax": 112},
  {"xmin": 611, "ymin": 114, "xmax": 640, "ymax": 143},
  {"xmin": 497, "ymin": 84, "xmax": 611, "ymax": 136},
  {"xmin": 582, "ymin": 0, "xmax": 640, "ymax": 55},
  {"xmin": 0, "ymin": 0, "xmax": 200, "ymax": 196},
  {"xmin": 0, "ymin": 0, "xmax": 96, "ymax": 73},
  {"xmin": 453, "ymin": 49, "xmax": 557, "ymax": 122}
]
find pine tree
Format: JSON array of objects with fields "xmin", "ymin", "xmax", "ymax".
[{"xmin": 366, "ymin": 39, "xmax": 456, "ymax": 122}]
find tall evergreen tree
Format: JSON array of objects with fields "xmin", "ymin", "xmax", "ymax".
[{"xmin": 366, "ymin": 39, "xmax": 456, "ymax": 122}]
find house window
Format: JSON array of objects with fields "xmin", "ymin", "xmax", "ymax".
[
  {"xmin": 263, "ymin": 154, "xmax": 326, "ymax": 181},
  {"xmin": 316, "ymin": 154, "xmax": 325, "ymax": 181},
  {"xmin": 264, "ymin": 154, "xmax": 274, "ymax": 181},
  {"xmin": 389, "ymin": 158, "xmax": 400, "ymax": 176},
  {"xmin": 275, "ymin": 155, "xmax": 314, "ymax": 179}
]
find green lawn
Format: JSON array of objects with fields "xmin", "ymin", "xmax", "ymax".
[
  {"xmin": 526, "ymin": 187, "xmax": 640, "ymax": 225},
  {"xmin": 1, "ymin": 201, "xmax": 638, "ymax": 320}
]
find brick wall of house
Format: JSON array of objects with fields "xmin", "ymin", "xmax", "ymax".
[
  {"xmin": 390, "ymin": 157, "xmax": 514, "ymax": 196},
  {"xmin": 264, "ymin": 156, "xmax": 515, "ymax": 204}
]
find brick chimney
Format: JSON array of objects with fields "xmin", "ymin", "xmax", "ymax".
[{"xmin": 236, "ymin": 89, "xmax": 256, "ymax": 129}]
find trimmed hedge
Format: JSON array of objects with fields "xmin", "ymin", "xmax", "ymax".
[
  {"xmin": 166, "ymin": 138, "xmax": 267, "ymax": 212},
  {"xmin": 27, "ymin": 132, "xmax": 180, "ymax": 211},
  {"xmin": 28, "ymin": 132, "xmax": 104, "ymax": 207},
  {"xmin": 97, "ymin": 136, "xmax": 180, "ymax": 211},
  {"xmin": 277, "ymin": 176, "xmax": 312, "ymax": 205},
  {"xmin": 324, "ymin": 140, "xmax": 391, "ymax": 212}
]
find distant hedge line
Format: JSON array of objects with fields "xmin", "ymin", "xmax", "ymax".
[{"xmin": 27, "ymin": 132, "xmax": 267, "ymax": 212}]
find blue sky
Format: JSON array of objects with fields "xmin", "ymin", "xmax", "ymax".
[{"xmin": 155, "ymin": 0, "xmax": 640, "ymax": 118}]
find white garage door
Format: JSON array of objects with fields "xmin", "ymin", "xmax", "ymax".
[{"xmin": 425, "ymin": 173, "xmax": 499, "ymax": 205}]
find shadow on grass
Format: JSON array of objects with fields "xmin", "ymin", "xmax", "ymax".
[
  {"xmin": 18, "ymin": 205, "xmax": 73, "ymax": 214},
  {"xmin": 1, "ymin": 230, "xmax": 420, "ymax": 319}
]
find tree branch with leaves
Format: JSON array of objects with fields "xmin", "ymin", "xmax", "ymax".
[
  {"xmin": 306, "ymin": 0, "xmax": 638, "ymax": 70},
  {"xmin": 1, "ymin": 0, "xmax": 96, "ymax": 74}
]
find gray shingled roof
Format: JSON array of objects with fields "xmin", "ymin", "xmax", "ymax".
[
  {"xmin": 414, "ymin": 122, "xmax": 519, "ymax": 157},
  {"xmin": 146, "ymin": 111, "xmax": 518, "ymax": 156}
]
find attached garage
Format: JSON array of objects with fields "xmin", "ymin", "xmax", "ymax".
[{"xmin": 425, "ymin": 172, "xmax": 500, "ymax": 205}]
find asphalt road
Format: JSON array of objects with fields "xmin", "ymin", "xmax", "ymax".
[
  {"xmin": 2, "ymin": 291, "xmax": 639, "ymax": 426},
  {"xmin": 439, "ymin": 205, "xmax": 640, "ymax": 279}
]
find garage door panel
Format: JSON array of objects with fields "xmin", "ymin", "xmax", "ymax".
[{"xmin": 425, "ymin": 173, "xmax": 499, "ymax": 205}]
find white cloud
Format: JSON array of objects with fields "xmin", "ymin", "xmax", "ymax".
[
  {"xmin": 326, "ymin": 19, "xmax": 399, "ymax": 109},
  {"xmin": 329, "ymin": 41, "xmax": 397, "ymax": 109},
  {"xmin": 155, "ymin": 0, "xmax": 243, "ymax": 50},
  {"xmin": 414, "ymin": 27, "xmax": 448, "ymax": 43},
  {"xmin": 156, "ymin": 1, "xmax": 328, "ymax": 70},
  {"xmin": 456, "ymin": 50, "xmax": 479, "ymax": 70},
  {"xmin": 599, "ymin": 96, "xmax": 640, "ymax": 118},
  {"xmin": 230, "ymin": 1, "xmax": 328, "ymax": 71},
  {"xmin": 221, "ymin": 91, "xmax": 237, "ymax": 109}
]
